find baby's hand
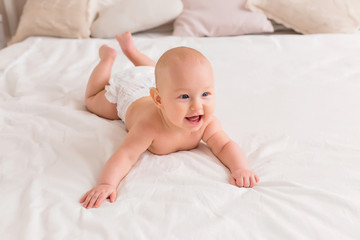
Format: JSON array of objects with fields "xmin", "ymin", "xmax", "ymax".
[
  {"xmin": 80, "ymin": 184, "xmax": 117, "ymax": 209},
  {"xmin": 230, "ymin": 169, "xmax": 259, "ymax": 188}
]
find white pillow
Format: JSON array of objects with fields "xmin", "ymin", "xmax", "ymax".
[
  {"xmin": 246, "ymin": 0, "xmax": 360, "ymax": 34},
  {"xmin": 91, "ymin": 0, "xmax": 183, "ymax": 38}
]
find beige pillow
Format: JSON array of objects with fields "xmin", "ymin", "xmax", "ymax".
[
  {"xmin": 246, "ymin": 0, "xmax": 360, "ymax": 34},
  {"xmin": 8, "ymin": 0, "xmax": 93, "ymax": 45}
]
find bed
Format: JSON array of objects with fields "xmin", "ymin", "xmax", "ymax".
[{"xmin": 1, "ymin": 0, "xmax": 360, "ymax": 239}]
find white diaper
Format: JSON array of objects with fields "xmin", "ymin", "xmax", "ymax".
[{"xmin": 105, "ymin": 66, "xmax": 155, "ymax": 123}]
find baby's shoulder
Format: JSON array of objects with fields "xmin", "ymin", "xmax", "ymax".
[
  {"xmin": 134, "ymin": 106, "xmax": 162, "ymax": 130},
  {"xmin": 126, "ymin": 97, "xmax": 156, "ymax": 127}
]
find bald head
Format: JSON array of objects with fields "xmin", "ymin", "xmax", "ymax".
[{"xmin": 154, "ymin": 47, "xmax": 213, "ymax": 91}]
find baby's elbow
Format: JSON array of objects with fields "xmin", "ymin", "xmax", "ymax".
[
  {"xmin": 123, "ymin": 152, "xmax": 139, "ymax": 166},
  {"xmin": 208, "ymin": 138, "xmax": 230, "ymax": 157},
  {"xmin": 206, "ymin": 132, "xmax": 231, "ymax": 156},
  {"xmin": 216, "ymin": 140, "xmax": 234, "ymax": 156}
]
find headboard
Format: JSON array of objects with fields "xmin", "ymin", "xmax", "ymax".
[{"xmin": 0, "ymin": 0, "xmax": 26, "ymax": 44}]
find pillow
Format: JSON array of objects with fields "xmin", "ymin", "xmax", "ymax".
[
  {"xmin": 172, "ymin": 0, "xmax": 273, "ymax": 37},
  {"xmin": 246, "ymin": 0, "xmax": 360, "ymax": 34},
  {"xmin": 95, "ymin": 0, "xmax": 118, "ymax": 13},
  {"xmin": 91, "ymin": 0, "xmax": 183, "ymax": 38},
  {"xmin": 8, "ymin": 0, "xmax": 93, "ymax": 45}
]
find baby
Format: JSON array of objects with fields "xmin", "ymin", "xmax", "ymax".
[{"xmin": 80, "ymin": 32, "xmax": 259, "ymax": 209}]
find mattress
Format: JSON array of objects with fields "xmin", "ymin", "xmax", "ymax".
[{"xmin": 0, "ymin": 33, "xmax": 360, "ymax": 239}]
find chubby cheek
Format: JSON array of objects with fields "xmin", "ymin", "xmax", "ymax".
[
  {"xmin": 163, "ymin": 102, "xmax": 188, "ymax": 123},
  {"xmin": 204, "ymin": 100, "xmax": 216, "ymax": 118}
]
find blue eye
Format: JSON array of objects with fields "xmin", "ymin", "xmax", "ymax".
[
  {"xmin": 202, "ymin": 92, "xmax": 209, "ymax": 97},
  {"xmin": 180, "ymin": 94, "xmax": 189, "ymax": 99}
]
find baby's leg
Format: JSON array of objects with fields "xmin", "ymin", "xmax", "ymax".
[
  {"xmin": 116, "ymin": 32, "xmax": 156, "ymax": 67},
  {"xmin": 85, "ymin": 45, "xmax": 119, "ymax": 120}
]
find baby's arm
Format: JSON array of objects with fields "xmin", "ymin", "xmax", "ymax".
[
  {"xmin": 203, "ymin": 117, "xmax": 259, "ymax": 188},
  {"xmin": 80, "ymin": 123, "xmax": 154, "ymax": 208}
]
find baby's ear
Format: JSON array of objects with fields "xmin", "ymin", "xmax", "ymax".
[{"xmin": 149, "ymin": 88, "xmax": 162, "ymax": 108}]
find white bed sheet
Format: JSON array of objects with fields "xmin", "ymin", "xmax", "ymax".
[{"xmin": 0, "ymin": 33, "xmax": 360, "ymax": 239}]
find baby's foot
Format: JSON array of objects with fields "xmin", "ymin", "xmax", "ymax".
[
  {"xmin": 116, "ymin": 32, "xmax": 137, "ymax": 57},
  {"xmin": 99, "ymin": 44, "xmax": 117, "ymax": 61}
]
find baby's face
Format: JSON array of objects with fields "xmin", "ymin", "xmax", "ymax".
[{"xmin": 157, "ymin": 60, "xmax": 216, "ymax": 132}]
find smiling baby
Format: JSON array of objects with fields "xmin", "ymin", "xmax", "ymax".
[{"xmin": 80, "ymin": 32, "xmax": 259, "ymax": 209}]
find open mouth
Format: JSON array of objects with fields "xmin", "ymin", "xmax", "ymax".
[{"xmin": 185, "ymin": 115, "xmax": 203, "ymax": 125}]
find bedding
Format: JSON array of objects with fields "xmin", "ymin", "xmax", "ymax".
[{"xmin": 1, "ymin": 32, "xmax": 360, "ymax": 239}]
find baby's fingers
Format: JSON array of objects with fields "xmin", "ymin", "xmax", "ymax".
[
  {"xmin": 243, "ymin": 177, "xmax": 251, "ymax": 188},
  {"xmin": 94, "ymin": 192, "xmax": 109, "ymax": 208},
  {"xmin": 87, "ymin": 192, "xmax": 102, "ymax": 208},
  {"xmin": 230, "ymin": 176, "xmax": 236, "ymax": 186},
  {"xmin": 82, "ymin": 191, "xmax": 95, "ymax": 208},
  {"xmin": 236, "ymin": 177, "xmax": 244, "ymax": 187},
  {"xmin": 249, "ymin": 176, "xmax": 257, "ymax": 187},
  {"xmin": 80, "ymin": 192, "xmax": 89, "ymax": 203},
  {"xmin": 83, "ymin": 193, "xmax": 97, "ymax": 209},
  {"xmin": 109, "ymin": 191, "xmax": 117, "ymax": 203}
]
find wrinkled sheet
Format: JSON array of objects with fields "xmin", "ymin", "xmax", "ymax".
[{"xmin": 1, "ymin": 33, "xmax": 360, "ymax": 239}]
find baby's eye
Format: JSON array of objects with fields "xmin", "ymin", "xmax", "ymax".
[
  {"xmin": 180, "ymin": 94, "xmax": 189, "ymax": 99},
  {"xmin": 202, "ymin": 92, "xmax": 209, "ymax": 97}
]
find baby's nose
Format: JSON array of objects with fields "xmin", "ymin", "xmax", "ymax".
[{"xmin": 190, "ymin": 100, "xmax": 202, "ymax": 111}]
